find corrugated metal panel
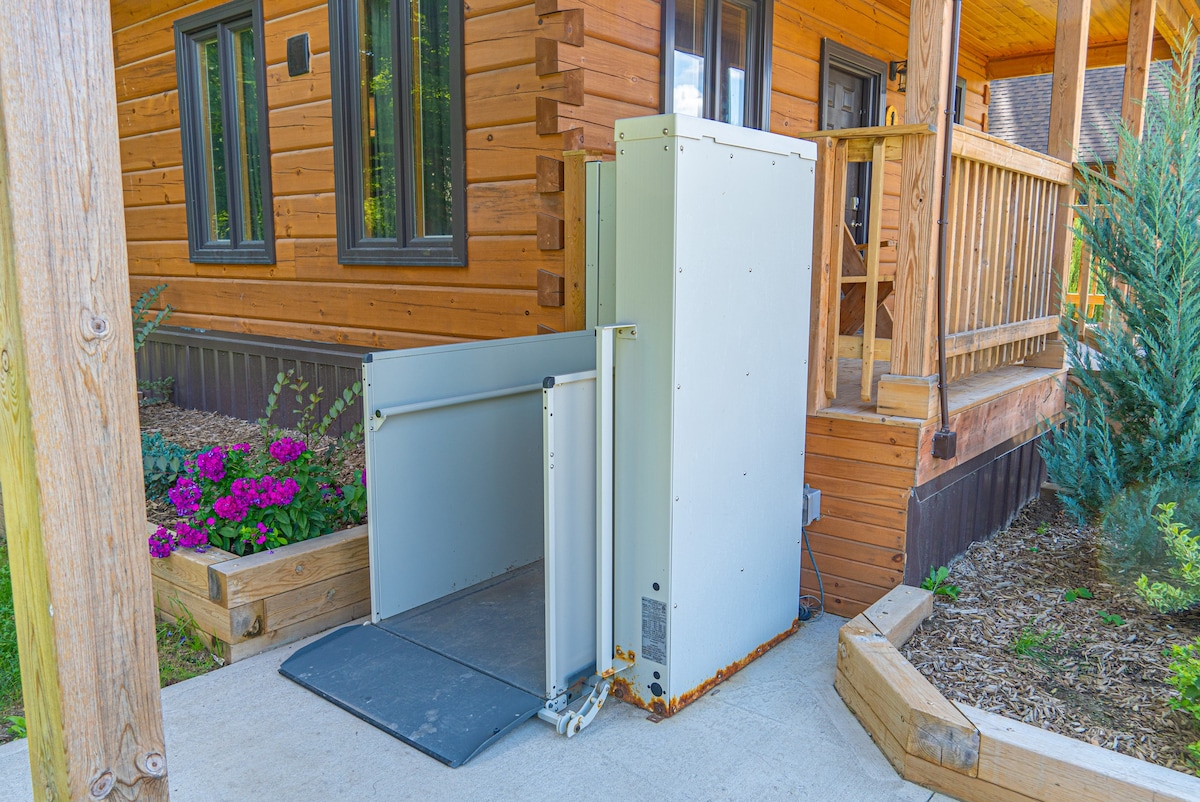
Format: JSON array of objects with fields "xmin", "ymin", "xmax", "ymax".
[
  {"xmin": 904, "ymin": 434, "xmax": 1048, "ymax": 584},
  {"xmin": 136, "ymin": 326, "xmax": 370, "ymax": 438}
]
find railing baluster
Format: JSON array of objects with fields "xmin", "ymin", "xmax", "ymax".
[{"xmin": 861, "ymin": 137, "xmax": 886, "ymax": 402}]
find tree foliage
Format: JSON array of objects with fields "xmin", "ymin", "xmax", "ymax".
[{"xmin": 1041, "ymin": 38, "xmax": 1200, "ymax": 546}]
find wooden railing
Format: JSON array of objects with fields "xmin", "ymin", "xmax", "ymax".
[
  {"xmin": 806, "ymin": 124, "xmax": 1074, "ymax": 413},
  {"xmin": 941, "ymin": 127, "xmax": 1073, "ymax": 381}
]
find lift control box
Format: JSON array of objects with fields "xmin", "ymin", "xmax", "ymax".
[{"xmin": 606, "ymin": 115, "xmax": 816, "ymax": 714}]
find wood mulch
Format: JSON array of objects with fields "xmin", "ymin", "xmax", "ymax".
[
  {"xmin": 139, "ymin": 403, "xmax": 366, "ymax": 528},
  {"xmin": 901, "ymin": 497, "xmax": 1200, "ymax": 776}
]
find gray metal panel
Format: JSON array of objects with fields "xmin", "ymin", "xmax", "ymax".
[
  {"xmin": 610, "ymin": 114, "xmax": 816, "ymax": 706},
  {"xmin": 542, "ymin": 370, "xmax": 598, "ymax": 698},
  {"xmin": 364, "ymin": 332, "xmax": 595, "ymax": 620},
  {"xmin": 585, "ymin": 160, "xmax": 618, "ymax": 330}
]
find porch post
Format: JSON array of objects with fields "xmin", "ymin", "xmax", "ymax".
[
  {"xmin": 0, "ymin": 2, "xmax": 169, "ymax": 800},
  {"xmin": 1027, "ymin": 0, "xmax": 1092, "ymax": 368},
  {"xmin": 875, "ymin": 0, "xmax": 955, "ymax": 419},
  {"xmin": 1121, "ymin": 0, "xmax": 1158, "ymax": 144}
]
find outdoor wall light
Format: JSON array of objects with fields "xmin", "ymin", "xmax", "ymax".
[{"xmin": 889, "ymin": 60, "xmax": 907, "ymax": 93}]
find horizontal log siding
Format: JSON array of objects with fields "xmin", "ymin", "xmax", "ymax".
[
  {"xmin": 113, "ymin": 0, "xmax": 611, "ymax": 346},
  {"xmin": 803, "ymin": 415, "xmax": 920, "ymax": 617}
]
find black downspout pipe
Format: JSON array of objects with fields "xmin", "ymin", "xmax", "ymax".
[{"xmin": 931, "ymin": 0, "xmax": 964, "ymax": 461}]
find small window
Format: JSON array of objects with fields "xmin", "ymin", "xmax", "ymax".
[
  {"xmin": 329, "ymin": 0, "xmax": 466, "ymax": 266},
  {"xmin": 662, "ymin": 0, "xmax": 773, "ymax": 129},
  {"xmin": 954, "ymin": 77, "xmax": 968, "ymax": 125},
  {"xmin": 175, "ymin": 0, "xmax": 274, "ymax": 264}
]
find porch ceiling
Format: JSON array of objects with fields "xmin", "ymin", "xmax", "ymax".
[{"xmin": 874, "ymin": 0, "xmax": 1199, "ymax": 79}]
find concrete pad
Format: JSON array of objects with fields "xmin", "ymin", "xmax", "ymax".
[{"xmin": 0, "ymin": 614, "xmax": 943, "ymax": 801}]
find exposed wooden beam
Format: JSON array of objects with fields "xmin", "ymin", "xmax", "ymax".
[
  {"xmin": 877, "ymin": 0, "xmax": 955, "ymax": 418},
  {"xmin": 1123, "ymin": 0, "xmax": 1159, "ymax": 143},
  {"xmin": 1155, "ymin": 0, "xmax": 1194, "ymax": 44},
  {"xmin": 0, "ymin": 1, "xmax": 169, "ymax": 800},
  {"xmin": 986, "ymin": 36, "xmax": 1172, "ymax": 79}
]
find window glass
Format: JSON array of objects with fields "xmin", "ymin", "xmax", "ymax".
[
  {"xmin": 233, "ymin": 25, "xmax": 264, "ymax": 242},
  {"xmin": 412, "ymin": 0, "xmax": 452, "ymax": 238},
  {"xmin": 718, "ymin": 2, "xmax": 749, "ymax": 126},
  {"xmin": 360, "ymin": 0, "xmax": 397, "ymax": 239},
  {"xmin": 198, "ymin": 36, "xmax": 229, "ymax": 243},
  {"xmin": 673, "ymin": 0, "xmax": 707, "ymax": 118}
]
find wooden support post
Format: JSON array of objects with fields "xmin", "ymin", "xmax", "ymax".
[
  {"xmin": 1122, "ymin": 0, "xmax": 1158, "ymax": 144},
  {"xmin": 861, "ymin": 138, "xmax": 886, "ymax": 402},
  {"xmin": 563, "ymin": 150, "xmax": 590, "ymax": 331},
  {"xmin": 877, "ymin": 0, "xmax": 954, "ymax": 418},
  {"xmin": 0, "ymin": 3, "xmax": 169, "ymax": 800},
  {"xmin": 1029, "ymin": 0, "xmax": 1092, "ymax": 369},
  {"xmin": 808, "ymin": 137, "xmax": 836, "ymax": 413}
]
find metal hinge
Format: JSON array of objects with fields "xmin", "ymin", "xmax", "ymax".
[{"xmin": 538, "ymin": 679, "xmax": 612, "ymax": 738}]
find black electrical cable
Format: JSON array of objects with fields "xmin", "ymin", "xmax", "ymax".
[{"xmin": 799, "ymin": 525, "xmax": 825, "ymax": 622}]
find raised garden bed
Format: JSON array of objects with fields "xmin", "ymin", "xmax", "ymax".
[
  {"xmin": 836, "ymin": 585, "xmax": 1200, "ymax": 801},
  {"xmin": 150, "ymin": 523, "xmax": 369, "ymax": 663},
  {"xmin": 142, "ymin": 403, "xmax": 369, "ymax": 663}
]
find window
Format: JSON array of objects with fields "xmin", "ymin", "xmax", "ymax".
[
  {"xmin": 176, "ymin": 0, "xmax": 274, "ymax": 264},
  {"xmin": 954, "ymin": 77, "xmax": 967, "ymax": 125},
  {"xmin": 329, "ymin": 0, "xmax": 466, "ymax": 266},
  {"xmin": 662, "ymin": 0, "xmax": 773, "ymax": 129}
]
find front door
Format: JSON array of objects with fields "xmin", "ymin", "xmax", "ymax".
[{"xmin": 820, "ymin": 41, "xmax": 886, "ymax": 246}]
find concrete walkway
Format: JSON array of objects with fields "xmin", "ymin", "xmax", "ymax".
[{"xmin": 0, "ymin": 614, "xmax": 957, "ymax": 801}]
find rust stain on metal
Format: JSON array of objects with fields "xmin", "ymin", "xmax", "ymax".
[
  {"xmin": 667, "ymin": 620, "xmax": 798, "ymax": 715},
  {"xmin": 608, "ymin": 622, "xmax": 798, "ymax": 717}
]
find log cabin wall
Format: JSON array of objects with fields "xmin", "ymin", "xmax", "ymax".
[
  {"xmin": 113, "ymin": 0, "xmax": 658, "ymax": 350},
  {"xmin": 114, "ymin": 0, "xmax": 984, "ymax": 351}
]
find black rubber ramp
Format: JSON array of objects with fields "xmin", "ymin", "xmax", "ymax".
[{"xmin": 279, "ymin": 624, "xmax": 543, "ymax": 768}]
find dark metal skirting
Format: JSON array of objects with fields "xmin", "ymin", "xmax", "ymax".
[
  {"xmin": 904, "ymin": 433, "xmax": 1048, "ymax": 585},
  {"xmin": 135, "ymin": 326, "xmax": 370, "ymax": 437}
]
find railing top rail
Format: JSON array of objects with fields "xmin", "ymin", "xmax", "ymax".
[
  {"xmin": 793, "ymin": 123, "xmax": 936, "ymax": 143},
  {"xmin": 951, "ymin": 125, "xmax": 1073, "ymax": 185}
]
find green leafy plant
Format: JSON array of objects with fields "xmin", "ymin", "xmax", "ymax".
[
  {"xmin": 259, "ymin": 369, "xmax": 364, "ymax": 467},
  {"xmin": 1165, "ymin": 636, "xmax": 1200, "ymax": 762},
  {"xmin": 0, "ymin": 543, "xmax": 20, "ymax": 716},
  {"xmin": 920, "ymin": 566, "xmax": 961, "ymax": 600},
  {"xmin": 131, "ymin": 283, "xmax": 174, "ymax": 353},
  {"xmin": 1097, "ymin": 611, "xmax": 1126, "ymax": 626},
  {"xmin": 142, "ymin": 433, "xmax": 194, "ymax": 504},
  {"xmin": 1064, "ymin": 587, "xmax": 1094, "ymax": 602},
  {"xmin": 1009, "ymin": 625, "xmax": 1063, "ymax": 663},
  {"xmin": 131, "ymin": 283, "xmax": 176, "ymax": 404},
  {"xmin": 4, "ymin": 716, "xmax": 25, "ymax": 740},
  {"xmin": 1039, "ymin": 39, "xmax": 1200, "ymax": 573},
  {"xmin": 1036, "ymin": 522, "xmax": 1050, "ymax": 536},
  {"xmin": 1135, "ymin": 502, "xmax": 1200, "ymax": 613}
]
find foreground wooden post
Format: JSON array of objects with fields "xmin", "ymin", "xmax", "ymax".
[
  {"xmin": 1121, "ymin": 0, "xmax": 1158, "ymax": 144},
  {"xmin": 1027, "ymin": 0, "xmax": 1092, "ymax": 368},
  {"xmin": 0, "ymin": 3, "xmax": 169, "ymax": 800},
  {"xmin": 876, "ymin": 0, "xmax": 954, "ymax": 419}
]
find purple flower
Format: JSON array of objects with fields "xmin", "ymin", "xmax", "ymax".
[
  {"xmin": 175, "ymin": 521, "xmax": 208, "ymax": 549},
  {"xmin": 274, "ymin": 477, "xmax": 299, "ymax": 506},
  {"xmin": 231, "ymin": 443, "xmax": 253, "ymax": 453},
  {"xmin": 148, "ymin": 527, "xmax": 174, "ymax": 558},
  {"xmin": 195, "ymin": 447, "xmax": 226, "ymax": 482},
  {"xmin": 269, "ymin": 437, "xmax": 306, "ymax": 465},
  {"xmin": 255, "ymin": 475, "xmax": 298, "ymax": 506},
  {"xmin": 168, "ymin": 478, "xmax": 202, "ymax": 516},
  {"xmin": 231, "ymin": 477, "xmax": 262, "ymax": 506},
  {"xmin": 213, "ymin": 494, "xmax": 249, "ymax": 523},
  {"xmin": 360, "ymin": 469, "xmax": 366, "ymax": 486}
]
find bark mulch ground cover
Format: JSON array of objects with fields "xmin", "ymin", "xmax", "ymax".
[{"xmin": 902, "ymin": 497, "xmax": 1200, "ymax": 776}]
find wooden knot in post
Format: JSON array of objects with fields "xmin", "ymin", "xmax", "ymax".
[{"xmin": 89, "ymin": 770, "xmax": 114, "ymax": 799}]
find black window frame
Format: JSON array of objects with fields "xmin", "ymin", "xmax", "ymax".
[
  {"xmin": 953, "ymin": 76, "xmax": 968, "ymax": 125},
  {"xmin": 328, "ymin": 0, "xmax": 467, "ymax": 267},
  {"xmin": 175, "ymin": 0, "xmax": 275, "ymax": 265},
  {"xmin": 661, "ymin": 0, "xmax": 774, "ymax": 130}
]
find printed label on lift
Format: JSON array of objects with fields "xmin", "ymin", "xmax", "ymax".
[{"xmin": 641, "ymin": 597, "xmax": 667, "ymax": 664}]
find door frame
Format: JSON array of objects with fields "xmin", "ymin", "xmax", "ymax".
[{"xmin": 818, "ymin": 39, "xmax": 888, "ymax": 244}]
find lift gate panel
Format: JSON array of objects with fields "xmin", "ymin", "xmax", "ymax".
[{"xmin": 281, "ymin": 332, "xmax": 596, "ymax": 767}]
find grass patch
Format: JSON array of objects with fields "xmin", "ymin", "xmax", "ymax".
[{"xmin": 0, "ymin": 541, "xmax": 22, "ymax": 716}]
